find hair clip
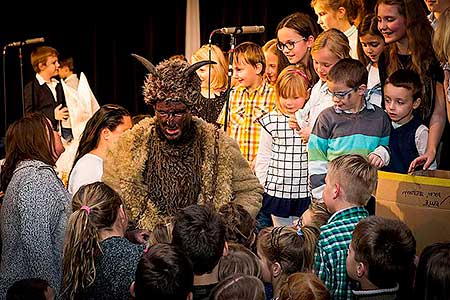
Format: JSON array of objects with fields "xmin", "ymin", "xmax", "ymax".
[
  {"xmin": 289, "ymin": 69, "xmax": 310, "ymax": 87},
  {"xmin": 80, "ymin": 205, "xmax": 91, "ymax": 215}
]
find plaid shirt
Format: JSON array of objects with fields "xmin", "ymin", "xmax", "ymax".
[
  {"xmin": 314, "ymin": 206, "xmax": 369, "ymax": 300},
  {"xmin": 218, "ymin": 81, "xmax": 275, "ymax": 162}
]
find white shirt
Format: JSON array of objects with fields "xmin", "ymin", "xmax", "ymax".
[
  {"xmin": 68, "ymin": 153, "xmax": 103, "ymax": 196},
  {"xmin": 302, "ymin": 80, "xmax": 334, "ymax": 130},
  {"xmin": 344, "ymin": 25, "xmax": 359, "ymax": 59},
  {"xmin": 366, "ymin": 64, "xmax": 382, "ymax": 107},
  {"xmin": 36, "ymin": 73, "xmax": 58, "ymax": 101}
]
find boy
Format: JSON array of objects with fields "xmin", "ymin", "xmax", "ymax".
[
  {"xmin": 58, "ymin": 56, "xmax": 79, "ymax": 90},
  {"xmin": 132, "ymin": 243, "xmax": 193, "ymax": 300},
  {"xmin": 308, "ymin": 58, "xmax": 390, "ymax": 202},
  {"xmin": 171, "ymin": 205, "xmax": 227, "ymax": 300},
  {"xmin": 347, "ymin": 216, "xmax": 416, "ymax": 300},
  {"xmin": 218, "ymin": 41, "xmax": 276, "ymax": 164},
  {"xmin": 314, "ymin": 154, "xmax": 377, "ymax": 300},
  {"xmin": 24, "ymin": 46, "xmax": 71, "ymax": 140},
  {"xmin": 383, "ymin": 69, "xmax": 436, "ymax": 173}
]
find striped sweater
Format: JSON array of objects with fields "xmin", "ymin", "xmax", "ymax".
[{"xmin": 308, "ymin": 103, "xmax": 390, "ymax": 200}]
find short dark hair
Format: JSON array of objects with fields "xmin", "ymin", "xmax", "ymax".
[
  {"xmin": 385, "ymin": 69, "xmax": 423, "ymax": 101},
  {"xmin": 172, "ymin": 204, "xmax": 226, "ymax": 275},
  {"xmin": 134, "ymin": 243, "xmax": 193, "ymax": 300},
  {"xmin": 415, "ymin": 241, "xmax": 450, "ymax": 300},
  {"xmin": 59, "ymin": 56, "xmax": 74, "ymax": 71},
  {"xmin": 218, "ymin": 203, "xmax": 256, "ymax": 248},
  {"xmin": 352, "ymin": 216, "xmax": 416, "ymax": 291},
  {"xmin": 6, "ymin": 278, "xmax": 50, "ymax": 300},
  {"xmin": 327, "ymin": 58, "xmax": 368, "ymax": 88}
]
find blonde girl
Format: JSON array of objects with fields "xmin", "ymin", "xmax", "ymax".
[
  {"xmin": 262, "ymin": 39, "xmax": 290, "ymax": 85},
  {"xmin": 311, "ymin": 0, "xmax": 363, "ymax": 58},
  {"xmin": 255, "ymin": 66, "xmax": 311, "ymax": 227}
]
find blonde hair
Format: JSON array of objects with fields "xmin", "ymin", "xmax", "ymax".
[
  {"xmin": 191, "ymin": 44, "xmax": 228, "ymax": 91},
  {"xmin": 210, "ymin": 274, "xmax": 265, "ymax": 300},
  {"xmin": 147, "ymin": 216, "xmax": 174, "ymax": 247},
  {"xmin": 234, "ymin": 42, "xmax": 266, "ymax": 75},
  {"xmin": 311, "ymin": 29, "xmax": 351, "ymax": 60},
  {"xmin": 218, "ymin": 243, "xmax": 261, "ymax": 281},
  {"xmin": 62, "ymin": 182, "xmax": 124, "ymax": 299},
  {"xmin": 311, "ymin": 0, "xmax": 363, "ymax": 25},
  {"xmin": 327, "ymin": 154, "xmax": 378, "ymax": 206},
  {"xmin": 279, "ymin": 272, "xmax": 331, "ymax": 300},
  {"xmin": 30, "ymin": 46, "xmax": 59, "ymax": 73},
  {"xmin": 275, "ymin": 65, "xmax": 310, "ymax": 115},
  {"xmin": 433, "ymin": 7, "xmax": 450, "ymax": 63}
]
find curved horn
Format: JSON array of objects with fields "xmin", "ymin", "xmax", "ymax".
[
  {"xmin": 185, "ymin": 60, "xmax": 217, "ymax": 77},
  {"xmin": 131, "ymin": 53, "xmax": 159, "ymax": 77}
]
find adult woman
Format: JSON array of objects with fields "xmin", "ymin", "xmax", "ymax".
[{"xmin": 0, "ymin": 113, "xmax": 70, "ymax": 298}]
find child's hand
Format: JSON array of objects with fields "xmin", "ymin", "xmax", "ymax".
[
  {"xmin": 368, "ymin": 153, "xmax": 384, "ymax": 169},
  {"xmin": 288, "ymin": 115, "xmax": 300, "ymax": 131},
  {"xmin": 54, "ymin": 104, "xmax": 69, "ymax": 121},
  {"xmin": 299, "ymin": 127, "xmax": 312, "ymax": 144}
]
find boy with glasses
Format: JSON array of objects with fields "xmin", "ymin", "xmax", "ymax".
[{"xmin": 308, "ymin": 58, "xmax": 390, "ymax": 203}]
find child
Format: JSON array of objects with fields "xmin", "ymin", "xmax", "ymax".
[
  {"xmin": 58, "ymin": 56, "xmax": 79, "ymax": 90},
  {"xmin": 255, "ymin": 66, "xmax": 311, "ymax": 227},
  {"xmin": 190, "ymin": 44, "xmax": 228, "ymax": 124},
  {"xmin": 357, "ymin": 13, "xmax": 385, "ymax": 107},
  {"xmin": 279, "ymin": 273, "xmax": 331, "ymax": 300},
  {"xmin": 218, "ymin": 202, "xmax": 256, "ymax": 249},
  {"xmin": 218, "ymin": 242, "xmax": 261, "ymax": 281},
  {"xmin": 132, "ymin": 243, "xmax": 193, "ymax": 300},
  {"xmin": 414, "ymin": 241, "xmax": 450, "ymax": 300},
  {"xmin": 62, "ymin": 182, "xmax": 145, "ymax": 300},
  {"xmin": 6, "ymin": 278, "xmax": 55, "ymax": 300},
  {"xmin": 383, "ymin": 69, "xmax": 436, "ymax": 173},
  {"xmin": 276, "ymin": 12, "xmax": 320, "ymax": 85},
  {"xmin": 218, "ymin": 41, "xmax": 276, "ymax": 163},
  {"xmin": 308, "ymin": 58, "xmax": 390, "ymax": 202},
  {"xmin": 262, "ymin": 39, "xmax": 290, "ymax": 86},
  {"xmin": 311, "ymin": 0, "xmax": 363, "ymax": 58},
  {"xmin": 257, "ymin": 226, "xmax": 316, "ymax": 299},
  {"xmin": 210, "ymin": 274, "xmax": 265, "ymax": 300},
  {"xmin": 347, "ymin": 216, "xmax": 416, "ymax": 300},
  {"xmin": 290, "ymin": 29, "xmax": 351, "ymax": 144},
  {"xmin": 314, "ymin": 154, "xmax": 377, "ymax": 299}
]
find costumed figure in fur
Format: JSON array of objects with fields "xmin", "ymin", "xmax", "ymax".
[{"xmin": 102, "ymin": 55, "xmax": 263, "ymax": 230}]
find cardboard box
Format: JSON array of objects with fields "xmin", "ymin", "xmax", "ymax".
[{"xmin": 376, "ymin": 170, "xmax": 450, "ymax": 254}]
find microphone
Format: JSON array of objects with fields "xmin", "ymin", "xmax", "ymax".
[
  {"xmin": 6, "ymin": 37, "xmax": 45, "ymax": 47},
  {"xmin": 216, "ymin": 26, "xmax": 265, "ymax": 35}
]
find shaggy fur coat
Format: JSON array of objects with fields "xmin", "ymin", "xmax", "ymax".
[{"xmin": 103, "ymin": 116, "xmax": 263, "ymax": 230}]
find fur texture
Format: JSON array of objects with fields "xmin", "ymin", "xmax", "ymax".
[{"xmin": 103, "ymin": 117, "xmax": 263, "ymax": 230}]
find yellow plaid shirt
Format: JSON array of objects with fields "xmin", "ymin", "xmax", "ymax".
[{"xmin": 218, "ymin": 80, "xmax": 275, "ymax": 162}]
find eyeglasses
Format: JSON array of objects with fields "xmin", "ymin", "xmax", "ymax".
[
  {"xmin": 155, "ymin": 109, "xmax": 188, "ymax": 118},
  {"xmin": 276, "ymin": 38, "xmax": 306, "ymax": 51},
  {"xmin": 327, "ymin": 87, "xmax": 357, "ymax": 100}
]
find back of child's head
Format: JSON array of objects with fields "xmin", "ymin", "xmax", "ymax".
[
  {"xmin": 31, "ymin": 46, "xmax": 59, "ymax": 73},
  {"xmin": 172, "ymin": 204, "xmax": 226, "ymax": 275},
  {"xmin": 385, "ymin": 69, "xmax": 422, "ymax": 101},
  {"xmin": 327, "ymin": 58, "xmax": 368, "ymax": 88},
  {"xmin": 275, "ymin": 65, "xmax": 311, "ymax": 113},
  {"xmin": 311, "ymin": 0, "xmax": 362, "ymax": 25},
  {"xmin": 311, "ymin": 29, "xmax": 351, "ymax": 60},
  {"xmin": 234, "ymin": 42, "xmax": 265, "ymax": 75},
  {"xmin": 351, "ymin": 216, "xmax": 416, "ymax": 293},
  {"xmin": 415, "ymin": 241, "xmax": 450, "ymax": 300},
  {"xmin": 191, "ymin": 44, "xmax": 228, "ymax": 91},
  {"xmin": 134, "ymin": 243, "xmax": 193, "ymax": 300},
  {"xmin": 63, "ymin": 182, "xmax": 123, "ymax": 299},
  {"xmin": 357, "ymin": 13, "xmax": 384, "ymax": 65},
  {"xmin": 257, "ymin": 226, "xmax": 314, "ymax": 276},
  {"xmin": 328, "ymin": 154, "xmax": 377, "ymax": 206},
  {"xmin": 279, "ymin": 272, "xmax": 331, "ymax": 300},
  {"xmin": 218, "ymin": 242, "xmax": 261, "ymax": 281},
  {"xmin": 6, "ymin": 278, "xmax": 53, "ymax": 300},
  {"xmin": 218, "ymin": 202, "xmax": 256, "ymax": 249},
  {"xmin": 210, "ymin": 274, "xmax": 265, "ymax": 300},
  {"xmin": 148, "ymin": 216, "xmax": 174, "ymax": 246}
]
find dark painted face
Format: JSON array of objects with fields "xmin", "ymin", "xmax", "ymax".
[{"xmin": 155, "ymin": 100, "xmax": 192, "ymax": 142}]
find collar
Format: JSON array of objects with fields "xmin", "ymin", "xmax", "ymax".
[
  {"xmin": 391, "ymin": 116, "xmax": 414, "ymax": 129},
  {"xmin": 319, "ymin": 80, "xmax": 328, "ymax": 93},
  {"xmin": 243, "ymin": 79, "xmax": 270, "ymax": 96},
  {"xmin": 327, "ymin": 206, "xmax": 368, "ymax": 224},
  {"xmin": 344, "ymin": 25, "xmax": 357, "ymax": 38},
  {"xmin": 352, "ymin": 283, "xmax": 399, "ymax": 297},
  {"xmin": 36, "ymin": 73, "xmax": 59, "ymax": 86},
  {"xmin": 334, "ymin": 97, "xmax": 375, "ymax": 114}
]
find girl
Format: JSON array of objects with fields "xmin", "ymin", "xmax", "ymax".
[
  {"xmin": 256, "ymin": 226, "xmax": 316, "ymax": 299},
  {"xmin": 210, "ymin": 275, "xmax": 265, "ymax": 300},
  {"xmin": 255, "ymin": 66, "xmax": 311, "ymax": 227},
  {"xmin": 68, "ymin": 104, "xmax": 131, "ymax": 195},
  {"xmin": 279, "ymin": 273, "xmax": 331, "ymax": 300},
  {"xmin": 190, "ymin": 44, "xmax": 228, "ymax": 124},
  {"xmin": 357, "ymin": 13, "xmax": 385, "ymax": 107},
  {"xmin": 62, "ymin": 182, "xmax": 145, "ymax": 299},
  {"xmin": 291, "ymin": 29, "xmax": 351, "ymax": 143},
  {"xmin": 262, "ymin": 39, "xmax": 290, "ymax": 86},
  {"xmin": 311, "ymin": 0, "xmax": 363, "ymax": 58},
  {"xmin": 0, "ymin": 113, "xmax": 69, "ymax": 297},
  {"xmin": 376, "ymin": 0, "xmax": 447, "ymax": 171},
  {"xmin": 276, "ymin": 12, "xmax": 320, "ymax": 86},
  {"xmin": 218, "ymin": 242, "xmax": 261, "ymax": 281}
]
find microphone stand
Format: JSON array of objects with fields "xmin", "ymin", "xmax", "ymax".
[
  {"xmin": 222, "ymin": 32, "xmax": 238, "ymax": 132},
  {"xmin": 19, "ymin": 46, "xmax": 25, "ymax": 116},
  {"xmin": 2, "ymin": 46, "xmax": 7, "ymax": 133}
]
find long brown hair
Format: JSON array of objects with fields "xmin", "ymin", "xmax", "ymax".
[
  {"xmin": 62, "ymin": 182, "xmax": 124, "ymax": 299},
  {"xmin": 0, "ymin": 113, "xmax": 57, "ymax": 192}
]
